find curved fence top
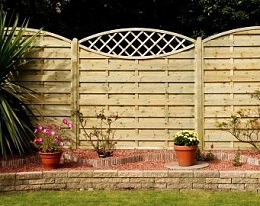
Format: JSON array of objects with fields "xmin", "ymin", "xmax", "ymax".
[
  {"xmin": 203, "ymin": 26, "xmax": 260, "ymax": 43},
  {"xmin": 79, "ymin": 28, "xmax": 195, "ymax": 59}
]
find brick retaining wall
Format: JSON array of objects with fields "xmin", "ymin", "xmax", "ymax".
[{"xmin": 0, "ymin": 170, "xmax": 259, "ymax": 192}]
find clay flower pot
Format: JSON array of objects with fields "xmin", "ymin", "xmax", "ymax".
[
  {"xmin": 39, "ymin": 151, "xmax": 62, "ymax": 170},
  {"xmin": 174, "ymin": 145, "xmax": 197, "ymax": 166}
]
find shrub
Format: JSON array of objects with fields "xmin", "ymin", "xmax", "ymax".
[
  {"xmin": 232, "ymin": 148, "xmax": 242, "ymax": 167},
  {"xmin": 195, "ymin": 148, "xmax": 216, "ymax": 161},
  {"xmin": 216, "ymin": 89, "xmax": 260, "ymax": 151},
  {"xmin": 0, "ymin": 9, "xmax": 42, "ymax": 157},
  {"xmin": 74, "ymin": 109, "xmax": 118, "ymax": 158},
  {"xmin": 196, "ymin": 144, "xmax": 216, "ymax": 161}
]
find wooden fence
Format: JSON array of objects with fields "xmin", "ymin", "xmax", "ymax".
[{"xmin": 17, "ymin": 26, "xmax": 260, "ymax": 150}]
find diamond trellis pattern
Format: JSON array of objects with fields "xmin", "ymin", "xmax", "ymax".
[{"xmin": 79, "ymin": 28, "xmax": 195, "ymax": 59}]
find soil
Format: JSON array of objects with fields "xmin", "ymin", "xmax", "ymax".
[{"xmin": 0, "ymin": 149, "xmax": 259, "ymax": 173}]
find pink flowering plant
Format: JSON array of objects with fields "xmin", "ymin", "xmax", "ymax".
[
  {"xmin": 32, "ymin": 119, "xmax": 73, "ymax": 153},
  {"xmin": 173, "ymin": 130, "xmax": 200, "ymax": 146}
]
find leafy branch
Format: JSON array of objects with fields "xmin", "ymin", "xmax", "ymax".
[{"xmin": 216, "ymin": 90, "xmax": 260, "ymax": 151}]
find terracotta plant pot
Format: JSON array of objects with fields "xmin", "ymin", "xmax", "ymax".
[
  {"xmin": 174, "ymin": 145, "xmax": 197, "ymax": 166},
  {"xmin": 39, "ymin": 151, "xmax": 62, "ymax": 170}
]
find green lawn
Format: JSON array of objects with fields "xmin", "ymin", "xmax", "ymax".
[{"xmin": 1, "ymin": 190, "xmax": 260, "ymax": 206}]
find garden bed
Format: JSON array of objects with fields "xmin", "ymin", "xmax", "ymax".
[{"xmin": 0, "ymin": 149, "xmax": 259, "ymax": 173}]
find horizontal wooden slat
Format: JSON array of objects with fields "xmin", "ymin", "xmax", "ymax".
[
  {"xmin": 79, "ymin": 83, "xmax": 194, "ymax": 94},
  {"xmin": 204, "ymin": 82, "xmax": 260, "ymax": 93},
  {"xmin": 16, "ymin": 74, "xmax": 71, "ymax": 82},
  {"xmin": 79, "ymin": 61, "xmax": 195, "ymax": 71},
  {"xmin": 79, "ymin": 74, "xmax": 194, "ymax": 83},
  {"xmin": 79, "ymin": 98, "xmax": 195, "ymax": 106},
  {"xmin": 204, "ymin": 74, "xmax": 260, "ymax": 82}
]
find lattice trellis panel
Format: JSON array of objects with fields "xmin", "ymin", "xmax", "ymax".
[{"xmin": 79, "ymin": 28, "xmax": 195, "ymax": 59}]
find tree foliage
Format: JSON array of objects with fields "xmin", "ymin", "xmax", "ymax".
[
  {"xmin": 197, "ymin": 0, "xmax": 260, "ymax": 37},
  {"xmin": 2, "ymin": 0, "xmax": 259, "ymax": 39}
]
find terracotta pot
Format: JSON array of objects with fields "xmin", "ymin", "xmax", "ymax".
[
  {"xmin": 39, "ymin": 151, "xmax": 62, "ymax": 170},
  {"xmin": 174, "ymin": 145, "xmax": 197, "ymax": 166}
]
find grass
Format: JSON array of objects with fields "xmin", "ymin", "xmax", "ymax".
[{"xmin": 1, "ymin": 190, "xmax": 260, "ymax": 206}]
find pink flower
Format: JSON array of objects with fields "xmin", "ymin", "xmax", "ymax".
[
  {"xmin": 32, "ymin": 118, "xmax": 74, "ymax": 153},
  {"xmin": 44, "ymin": 129, "xmax": 51, "ymax": 135},
  {"xmin": 67, "ymin": 122, "xmax": 73, "ymax": 129},
  {"xmin": 37, "ymin": 125, "xmax": 43, "ymax": 131},
  {"xmin": 50, "ymin": 130, "xmax": 56, "ymax": 136},
  {"xmin": 34, "ymin": 137, "xmax": 43, "ymax": 143},
  {"xmin": 63, "ymin": 119, "xmax": 68, "ymax": 124}
]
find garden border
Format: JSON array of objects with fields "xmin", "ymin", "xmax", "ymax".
[
  {"xmin": 1, "ymin": 151, "xmax": 260, "ymax": 168},
  {"xmin": 0, "ymin": 151, "xmax": 259, "ymax": 193}
]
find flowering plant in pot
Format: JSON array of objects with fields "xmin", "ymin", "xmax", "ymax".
[
  {"xmin": 173, "ymin": 130, "xmax": 200, "ymax": 146},
  {"xmin": 173, "ymin": 130, "xmax": 200, "ymax": 166},
  {"xmin": 32, "ymin": 118, "xmax": 73, "ymax": 153},
  {"xmin": 31, "ymin": 118, "xmax": 73, "ymax": 169}
]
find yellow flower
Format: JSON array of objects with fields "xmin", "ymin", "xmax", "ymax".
[{"xmin": 173, "ymin": 130, "xmax": 200, "ymax": 146}]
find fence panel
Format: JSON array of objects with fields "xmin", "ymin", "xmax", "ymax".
[
  {"xmin": 16, "ymin": 27, "xmax": 260, "ymax": 150},
  {"xmin": 203, "ymin": 26, "xmax": 260, "ymax": 149}
]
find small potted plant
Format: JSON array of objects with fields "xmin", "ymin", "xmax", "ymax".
[
  {"xmin": 32, "ymin": 118, "xmax": 73, "ymax": 169},
  {"xmin": 173, "ymin": 130, "xmax": 200, "ymax": 166}
]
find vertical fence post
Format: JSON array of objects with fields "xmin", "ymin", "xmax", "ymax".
[
  {"xmin": 71, "ymin": 38, "xmax": 79, "ymax": 148},
  {"xmin": 194, "ymin": 37, "xmax": 204, "ymax": 149}
]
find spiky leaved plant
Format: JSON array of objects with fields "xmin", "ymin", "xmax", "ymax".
[{"xmin": 0, "ymin": 9, "xmax": 42, "ymax": 157}]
